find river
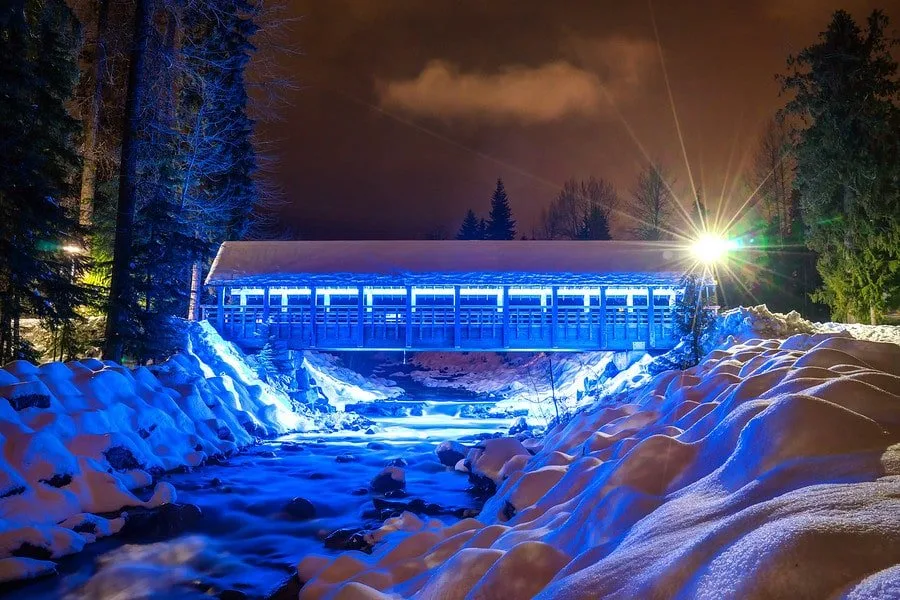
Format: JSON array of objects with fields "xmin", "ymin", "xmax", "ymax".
[{"xmin": 9, "ymin": 406, "xmax": 512, "ymax": 599}]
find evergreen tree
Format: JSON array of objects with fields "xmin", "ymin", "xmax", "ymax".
[
  {"xmin": 456, "ymin": 209, "xmax": 482, "ymax": 240},
  {"xmin": 780, "ymin": 10, "xmax": 900, "ymax": 323},
  {"xmin": 485, "ymin": 178, "xmax": 516, "ymax": 240},
  {"xmin": 576, "ymin": 204, "xmax": 612, "ymax": 240},
  {"xmin": 674, "ymin": 274, "xmax": 717, "ymax": 365},
  {"xmin": 103, "ymin": 0, "xmax": 153, "ymax": 361},
  {"xmin": 178, "ymin": 0, "xmax": 260, "ymax": 321},
  {"xmin": 631, "ymin": 164, "xmax": 673, "ymax": 241},
  {"xmin": 128, "ymin": 6, "xmax": 195, "ymax": 360},
  {"xmin": 0, "ymin": 0, "xmax": 89, "ymax": 362},
  {"xmin": 101, "ymin": 0, "xmax": 263, "ymax": 362}
]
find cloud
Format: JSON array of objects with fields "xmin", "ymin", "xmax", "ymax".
[
  {"xmin": 565, "ymin": 36, "xmax": 658, "ymax": 92},
  {"xmin": 378, "ymin": 60, "xmax": 604, "ymax": 123},
  {"xmin": 378, "ymin": 36, "xmax": 657, "ymax": 123}
]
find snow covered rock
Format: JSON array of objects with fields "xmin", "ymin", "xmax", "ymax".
[
  {"xmin": 0, "ymin": 322, "xmax": 314, "ymax": 583},
  {"xmin": 467, "ymin": 437, "xmax": 530, "ymax": 484},
  {"xmin": 297, "ymin": 332, "xmax": 900, "ymax": 599}
]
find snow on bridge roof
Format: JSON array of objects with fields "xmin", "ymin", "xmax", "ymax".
[{"xmin": 205, "ymin": 240, "xmax": 701, "ymax": 287}]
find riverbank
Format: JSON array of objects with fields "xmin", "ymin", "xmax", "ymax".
[
  {"xmin": 297, "ymin": 332, "xmax": 900, "ymax": 598},
  {"xmin": 0, "ymin": 323, "xmax": 319, "ymax": 585}
]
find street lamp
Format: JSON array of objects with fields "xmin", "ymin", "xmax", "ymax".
[{"xmin": 690, "ymin": 233, "xmax": 738, "ymax": 265}]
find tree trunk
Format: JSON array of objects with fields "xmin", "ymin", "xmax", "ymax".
[
  {"xmin": 187, "ymin": 260, "xmax": 202, "ymax": 321},
  {"xmin": 102, "ymin": 0, "xmax": 152, "ymax": 362},
  {"xmin": 78, "ymin": 0, "xmax": 110, "ymax": 229},
  {"xmin": 870, "ymin": 305, "xmax": 877, "ymax": 326}
]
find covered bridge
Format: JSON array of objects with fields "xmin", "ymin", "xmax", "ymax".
[{"xmin": 201, "ymin": 240, "xmax": 705, "ymax": 352}]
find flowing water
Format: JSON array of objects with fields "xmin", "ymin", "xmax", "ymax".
[{"xmin": 10, "ymin": 404, "xmax": 511, "ymax": 599}]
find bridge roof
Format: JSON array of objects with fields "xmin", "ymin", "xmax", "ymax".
[{"xmin": 206, "ymin": 240, "xmax": 702, "ymax": 287}]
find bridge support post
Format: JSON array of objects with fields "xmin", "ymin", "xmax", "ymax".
[
  {"xmin": 648, "ymin": 287, "xmax": 655, "ymax": 349},
  {"xmin": 216, "ymin": 286, "xmax": 225, "ymax": 334},
  {"xmin": 309, "ymin": 286, "xmax": 317, "ymax": 348},
  {"xmin": 502, "ymin": 285, "xmax": 510, "ymax": 349},
  {"xmin": 357, "ymin": 285, "xmax": 365, "ymax": 347},
  {"xmin": 405, "ymin": 285, "xmax": 413, "ymax": 349},
  {"xmin": 550, "ymin": 286, "xmax": 559, "ymax": 349},
  {"xmin": 454, "ymin": 285, "xmax": 461, "ymax": 349},
  {"xmin": 599, "ymin": 287, "xmax": 606, "ymax": 349}
]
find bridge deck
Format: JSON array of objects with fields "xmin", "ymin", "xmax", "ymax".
[{"xmin": 201, "ymin": 284, "xmax": 679, "ymax": 351}]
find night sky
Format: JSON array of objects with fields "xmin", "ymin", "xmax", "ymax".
[{"xmin": 257, "ymin": 0, "xmax": 887, "ymax": 240}]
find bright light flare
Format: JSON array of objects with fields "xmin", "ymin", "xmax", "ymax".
[
  {"xmin": 61, "ymin": 244, "xmax": 85, "ymax": 255},
  {"xmin": 690, "ymin": 234, "xmax": 739, "ymax": 264}
]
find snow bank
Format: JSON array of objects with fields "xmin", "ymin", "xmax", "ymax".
[
  {"xmin": 0, "ymin": 322, "xmax": 313, "ymax": 583},
  {"xmin": 302, "ymin": 352, "xmax": 403, "ymax": 411},
  {"xmin": 297, "ymin": 332, "xmax": 900, "ymax": 599},
  {"xmin": 716, "ymin": 305, "xmax": 900, "ymax": 346},
  {"xmin": 406, "ymin": 351, "xmax": 629, "ymax": 420}
]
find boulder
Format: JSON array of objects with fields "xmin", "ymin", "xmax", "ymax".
[
  {"xmin": 285, "ymin": 497, "xmax": 316, "ymax": 520},
  {"xmin": 435, "ymin": 440, "xmax": 467, "ymax": 467},
  {"xmin": 119, "ymin": 503, "xmax": 202, "ymax": 540},
  {"xmin": 371, "ymin": 466, "xmax": 405, "ymax": 494}
]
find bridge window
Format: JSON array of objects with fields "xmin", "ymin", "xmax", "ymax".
[
  {"xmin": 318, "ymin": 294, "xmax": 357, "ymax": 306},
  {"xmin": 654, "ymin": 294, "xmax": 673, "ymax": 306},
  {"xmin": 606, "ymin": 296, "xmax": 627, "ymax": 307},
  {"xmin": 557, "ymin": 295, "xmax": 586, "ymax": 306},
  {"xmin": 460, "ymin": 295, "xmax": 496, "ymax": 306},
  {"xmin": 509, "ymin": 295, "xmax": 542, "ymax": 306},
  {"xmin": 244, "ymin": 295, "xmax": 264, "ymax": 306},
  {"xmin": 371, "ymin": 295, "xmax": 406, "ymax": 306},
  {"xmin": 415, "ymin": 295, "xmax": 454, "ymax": 306},
  {"xmin": 632, "ymin": 294, "xmax": 648, "ymax": 306}
]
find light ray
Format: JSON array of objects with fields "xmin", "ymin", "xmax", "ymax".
[{"xmin": 648, "ymin": 0, "xmax": 704, "ymax": 232}]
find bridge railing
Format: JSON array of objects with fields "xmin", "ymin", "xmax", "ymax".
[{"xmin": 200, "ymin": 287, "xmax": 683, "ymax": 351}]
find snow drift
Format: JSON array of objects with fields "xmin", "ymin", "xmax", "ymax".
[
  {"xmin": 0, "ymin": 321, "xmax": 312, "ymax": 583},
  {"xmin": 303, "ymin": 352, "xmax": 403, "ymax": 411},
  {"xmin": 297, "ymin": 332, "xmax": 900, "ymax": 599}
]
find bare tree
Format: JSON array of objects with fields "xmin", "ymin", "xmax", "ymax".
[
  {"xmin": 753, "ymin": 118, "xmax": 795, "ymax": 241},
  {"xmin": 630, "ymin": 163, "xmax": 674, "ymax": 241},
  {"xmin": 541, "ymin": 176, "xmax": 619, "ymax": 239},
  {"xmin": 71, "ymin": 0, "xmax": 111, "ymax": 229}
]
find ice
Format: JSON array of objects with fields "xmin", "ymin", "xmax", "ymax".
[{"xmin": 299, "ymin": 330, "xmax": 900, "ymax": 599}]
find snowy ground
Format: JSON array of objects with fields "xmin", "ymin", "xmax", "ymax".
[
  {"xmin": 297, "ymin": 331, "xmax": 900, "ymax": 599},
  {"xmin": 3, "ymin": 306, "xmax": 899, "ymax": 596}
]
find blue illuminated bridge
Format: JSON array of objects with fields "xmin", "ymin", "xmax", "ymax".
[{"xmin": 201, "ymin": 240, "xmax": 707, "ymax": 352}]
